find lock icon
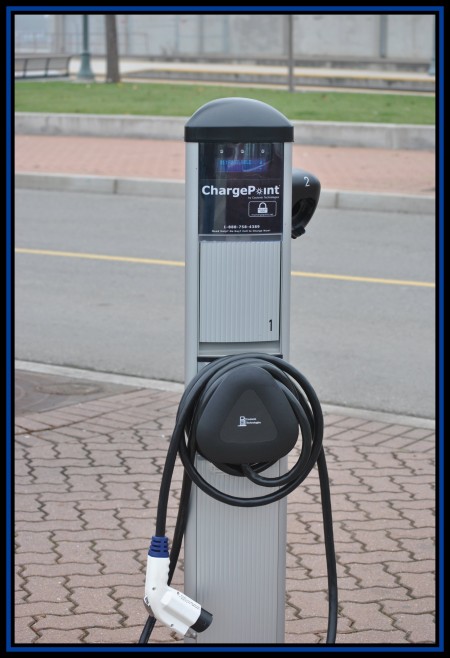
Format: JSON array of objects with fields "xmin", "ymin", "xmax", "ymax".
[{"xmin": 257, "ymin": 202, "xmax": 268, "ymax": 214}]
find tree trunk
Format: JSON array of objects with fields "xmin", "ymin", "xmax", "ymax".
[{"xmin": 105, "ymin": 14, "xmax": 120, "ymax": 83}]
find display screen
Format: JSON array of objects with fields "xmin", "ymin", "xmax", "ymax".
[
  {"xmin": 198, "ymin": 142, "xmax": 284, "ymax": 236},
  {"xmin": 216, "ymin": 158, "xmax": 268, "ymax": 173}
]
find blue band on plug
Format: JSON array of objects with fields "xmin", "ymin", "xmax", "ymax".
[{"xmin": 149, "ymin": 535, "xmax": 169, "ymax": 557}]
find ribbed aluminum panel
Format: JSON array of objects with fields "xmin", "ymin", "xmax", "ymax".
[
  {"xmin": 199, "ymin": 240, "xmax": 281, "ymax": 343},
  {"xmin": 187, "ymin": 458, "xmax": 287, "ymax": 644}
]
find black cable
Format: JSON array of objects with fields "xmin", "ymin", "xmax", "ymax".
[
  {"xmin": 140, "ymin": 353, "xmax": 338, "ymax": 644},
  {"xmin": 317, "ymin": 448, "xmax": 339, "ymax": 644},
  {"xmin": 138, "ymin": 613, "xmax": 156, "ymax": 644}
]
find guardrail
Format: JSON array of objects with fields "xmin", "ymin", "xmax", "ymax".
[{"xmin": 15, "ymin": 54, "xmax": 73, "ymax": 79}]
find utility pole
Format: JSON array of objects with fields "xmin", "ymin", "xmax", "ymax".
[
  {"xmin": 105, "ymin": 14, "xmax": 120, "ymax": 83},
  {"xmin": 287, "ymin": 15, "xmax": 294, "ymax": 93},
  {"xmin": 428, "ymin": 15, "xmax": 435, "ymax": 76}
]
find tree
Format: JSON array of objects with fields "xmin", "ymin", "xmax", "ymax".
[{"xmin": 105, "ymin": 14, "xmax": 120, "ymax": 83}]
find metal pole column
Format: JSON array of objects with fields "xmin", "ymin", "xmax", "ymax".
[{"xmin": 77, "ymin": 14, "xmax": 94, "ymax": 80}]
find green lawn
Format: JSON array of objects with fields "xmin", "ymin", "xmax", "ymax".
[{"xmin": 14, "ymin": 81, "xmax": 435, "ymax": 124}]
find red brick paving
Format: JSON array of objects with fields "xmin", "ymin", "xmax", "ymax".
[
  {"xmin": 14, "ymin": 134, "xmax": 435, "ymax": 196},
  {"xmin": 14, "ymin": 380, "xmax": 436, "ymax": 646}
]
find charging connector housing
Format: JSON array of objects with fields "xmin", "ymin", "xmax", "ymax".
[{"xmin": 144, "ymin": 536, "xmax": 212, "ymax": 637}]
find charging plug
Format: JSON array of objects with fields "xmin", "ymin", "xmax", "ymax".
[{"xmin": 143, "ymin": 536, "xmax": 212, "ymax": 638}]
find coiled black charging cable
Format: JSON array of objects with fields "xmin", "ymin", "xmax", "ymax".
[{"xmin": 139, "ymin": 353, "xmax": 338, "ymax": 644}]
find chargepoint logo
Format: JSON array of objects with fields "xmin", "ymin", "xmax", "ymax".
[
  {"xmin": 202, "ymin": 185, "xmax": 280, "ymax": 198},
  {"xmin": 238, "ymin": 416, "xmax": 262, "ymax": 427}
]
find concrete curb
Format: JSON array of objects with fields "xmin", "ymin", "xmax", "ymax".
[
  {"xmin": 15, "ymin": 172, "xmax": 435, "ymax": 215},
  {"xmin": 15, "ymin": 359, "xmax": 436, "ymax": 429},
  {"xmin": 14, "ymin": 112, "xmax": 435, "ymax": 150}
]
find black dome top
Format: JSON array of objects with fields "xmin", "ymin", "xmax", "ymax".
[{"xmin": 185, "ymin": 97, "xmax": 293, "ymax": 143}]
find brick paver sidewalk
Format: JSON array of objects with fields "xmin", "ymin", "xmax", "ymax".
[
  {"xmin": 14, "ymin": 375, "xmax": 436, "ymax": 646},
  {"xmin": 14, "ymin": 134, "xmax": 436, "ymax": 196}
]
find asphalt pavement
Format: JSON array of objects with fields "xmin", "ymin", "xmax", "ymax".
[
  {"xmin": 15, "ymin": 189, "xmax": 435, "ymax": 418},
  {"xmin": 12, "ymin": 99, "xmax": 439, "ymax": 647}
]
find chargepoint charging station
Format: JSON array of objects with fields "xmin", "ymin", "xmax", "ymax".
[{"xmin": 140, "ymin": 98, "xmax": 337, "ymax": 645}]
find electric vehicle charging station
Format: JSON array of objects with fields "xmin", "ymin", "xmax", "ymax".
[
  {"xmin": 141, "ymin": 98, "xmax": 337, "ymax": 645},
  {"xmin": 185, "ymin": 98, "xmax": 296, "ymax": 644}
]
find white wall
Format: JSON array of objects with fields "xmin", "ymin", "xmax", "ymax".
[{"xmin": 15, "ymin": 12, "xmax": 436, "ymax": 62}]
